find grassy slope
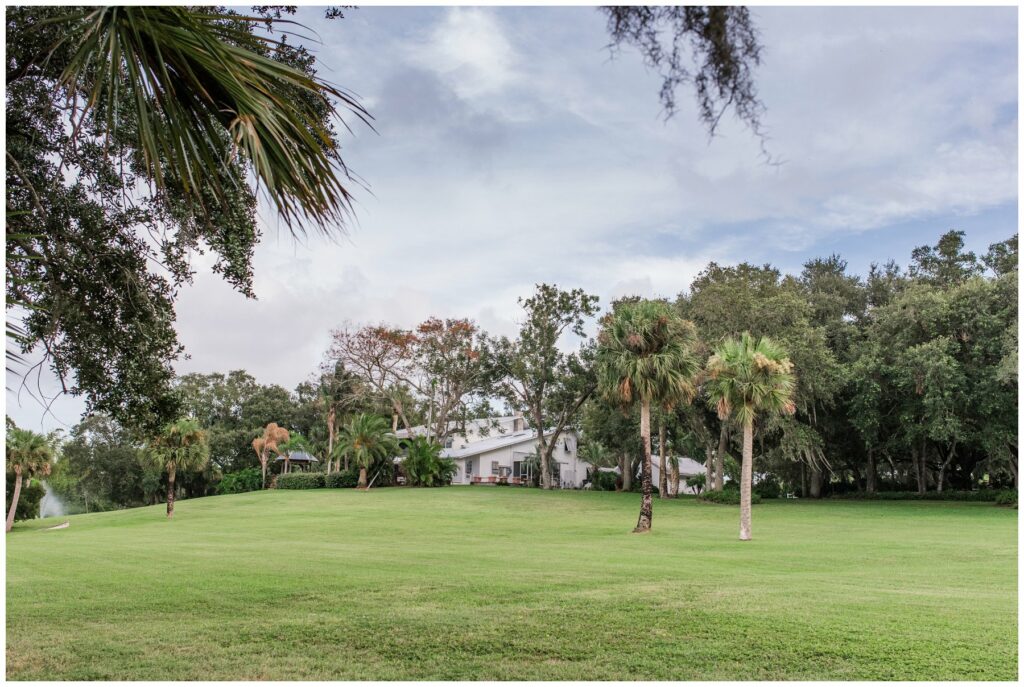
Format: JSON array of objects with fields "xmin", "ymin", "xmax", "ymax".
[{"xmin": 5, "ymin": 488, "xmax": 1017, "ymax": 680}]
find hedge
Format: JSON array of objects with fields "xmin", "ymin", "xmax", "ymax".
[
  {"xmin": 699, "ymin": 490, "xmax": 762, "ymax": 505},
  {"xmin": 275, "ymin": 473, "xmax": 325, "ymax": 490},
  {"xmin": 829, "ymin": 490, "xmax": 1003, "ymax": 502},
  {"xmin": 325, "ymin": 470, "xmax": 359, "ymax": 489}
]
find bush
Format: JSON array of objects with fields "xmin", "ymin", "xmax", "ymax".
[
  {"xmin": 325, "ymin": 470, "xmax": 359, "ymax": 489},
  {"xmin": 685, "ymin": 473, "xmax": 707, "ymax": 494},
  {"xmin": 216, "ymin": 467, "xmax": 263, "ymax": 495},
  {"xmin": 830, "ymin": 490, "xmax": 1002, "ymax": 502},
  {"xmin": 589, "ymin": 470, "xmax": 619, "ymax": 491},
  {"xmin": 994, "ymin": 490, "xmax": 1017, "ymax": 507},
  {"xmin": 402, "ymin": 437, "xmax": 456, "ymax": 487},
  {"xmin": 275, "ymin": 472, "xmax": 325, "ymax": 490},
  {"xmin": 698, "ymin": 489, "xmax": 762, "ymax": 505},
  {"xmin": 753, "ymin": 476, "xmax": 781, "ymax": 499},
  {"xmin": 5, "ymin": 476, "xmax": 45, "ymax": 521}
]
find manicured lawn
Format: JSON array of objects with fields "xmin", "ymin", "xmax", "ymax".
[{"xmin": 5, "ymin": 488, "xmax": 1017, "ymax": 680}]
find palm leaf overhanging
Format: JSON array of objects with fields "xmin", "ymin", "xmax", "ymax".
[{"xmin": 52, "ymin": 6, "xmax": 372, "ymax": 234}]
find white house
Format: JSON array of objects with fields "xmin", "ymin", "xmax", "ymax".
[
  {"xmin": 428, "ymin": 422, "xmax": 589, "ymax": 488},
  {"xmin": 392, "ymin": 415, "xmax": 589, "ymax": 487},
  {"xmin": 600, "ymin": 456, "xmax": 707, "ymax": 494},
  {"xmin": 650, "ymin": 457, "xmax": 707, "ymax": 495},
  {"xmin": 395, "ymin": 415, "xmax": 525, "ymax": 448}
]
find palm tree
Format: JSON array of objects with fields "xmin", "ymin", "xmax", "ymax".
[
  {"xmin": 319, "ymin": 364, "xmax": 362, "ymax": 472},
  {"xmin": 277, "ymin": 434, "xmax": 311, "ymax": 475},
  {"xmin": 6, "ymin": 428, "xmax": 54, "ymax": 532},
  {"xmin": 51, "ymin": 6, "xmax": 370, "ymax": 232},
  {"xmin": 597, "ymin": 300, "xmax": 699, "ymax": 533},
  {"xmin": 336, "ymin": 414, "xmax": 399, "ymax": 488},
  {"xmin": 705, "ymin": 333, "xmax": 796, "ymax": 541},
  {"xmin": 252, "ymin": 422, "xmax": 290, "ymax": 488},
  {"xmin": 148, "ymin": 418, "xmax": 211, "ymax": 519}
]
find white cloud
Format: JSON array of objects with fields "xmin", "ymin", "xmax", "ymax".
[{"xmin": 11, "ymin": 6, "xmax": 1017, "ymax": 431}]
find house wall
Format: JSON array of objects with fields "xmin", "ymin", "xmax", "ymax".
[
  {"xmin": 649, "ymin": 458, "xmax": 704, "ymax": 495},
  {"xmin": 459, "ymin": 432, "xmax": 589, "ymax": 488}
]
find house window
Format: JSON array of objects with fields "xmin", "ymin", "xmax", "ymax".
[
  {"xmin": 465, "ymin": 460, "xmax": 473, "ymax": 477},
  {"xmin": 491, "ymin": 461, "xmax": 500, "ymax": 475}
]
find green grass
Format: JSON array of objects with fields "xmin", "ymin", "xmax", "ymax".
[{"xmin": 5, "ymin": 488, "xmax": 1017, "ymax": 680}]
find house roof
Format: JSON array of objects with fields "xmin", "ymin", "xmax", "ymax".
[
  {"xmin": 440, "ymin": 429, "xmax": 567, "ymax": 460},
  {"xmin": 275, "ymin": 451, "xmax": 318, "ymax": 462},
  {"xmin": 394, "ymin": 416, "xmax": 521, "ymax": 440}
]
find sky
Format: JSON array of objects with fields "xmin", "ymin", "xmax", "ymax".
[{"xmin": 6, "ymin": 5, "xmax": 1019, "ymax": 432}]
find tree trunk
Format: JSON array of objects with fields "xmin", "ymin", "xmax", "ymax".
[
  {"xmin": 358, "ymin": 467, "xmax": 367, "ymax": 488},
  {"xmin": 715, "ymin": 424, "xmax": 728, "ymax": 491},
  {"xmin": 6, "ymin": 469, "xmax": 24, "ymax": 533},
  {"xmin": 705, "ymin": 447, "xmax": 714, "ymax": 491},
  {"xmin": 616, "ymin": 454, "xmax": 626, "ymax": 491},
  {"xmin": 937, "ymin": 442, "xmax": 956, "ymax": 493},
  {"xmin": 327, "ymin": 407, "xmax": 336, "ymax": 473},
  {"xmin": 809, "ymin": 466, "xmax": 822, "ymax": 499},
  {"xmin": 634, "ymin": 399, "xmax": 653, "ymax": 533},
  {"xmin": 167, "ymin": 465, "xmax": 176, "ymax": 519},
  {"xmin": 658, "ymin": 422, "xmax": 668, "ymax": 499},
  {"xmin": 865, "ymin": 447, "xmax": 877, "ymax": 494},
  {"xmin": 913, "ymin": 442, "xmax": 926, "ymax": 494},
  {"xmin": 740, "ymin": 420, "xmax": 754, "ymax": 541},
  {"xmin": 536, "ymin": 411, "xmax": 552, "ymax": 491},
  {"xmin": 261, "ymin": 454, "xmax": 268, "ymax": 489},
  {"xmin": 669, "ymin": 458, "xmax": 680, "ymax": 498},
  {"xmin": 622, "ymin": 454, "xmax": 633, "ymax": 492}
]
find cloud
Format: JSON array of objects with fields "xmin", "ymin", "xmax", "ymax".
[
  {"xmin": 410, "ymin": 8, "xmax": 520, "ymax": 101},
  {"xmin": 11, "ymin": 6, "xmax": 1017, "ymax": 431}
]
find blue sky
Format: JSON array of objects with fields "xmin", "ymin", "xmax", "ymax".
[{"xmin": 7, "ymin": 5, "xmax": 1018, "ymax": 432}]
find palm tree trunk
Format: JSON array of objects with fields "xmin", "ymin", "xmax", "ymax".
[
  {"xmin": 622, "ymin": 453, "xmax": 632, "ymax": 491},
  {"xmin": 358, "ymin": 467, "xmax": 367, "ymax": 488},
  {"xmin": 634, "ymin": 399, "xmax": 653, "ymax": 533},
  {"xmin": 669, "ymin": 459, "xmax": 679, "ymax": 498},
  {"xmin": 167, "ymin": 465, "xmax": 176, "ymax": 519},
  {"xmin": 705, "ymin": 447, "xmax": 714, "ymax": 491},
  {"xmin": 715, "ymin": 424, "xmax": 727, "ymax": 491},
  {"xmin": 261, "ymin": 454, "xmax": 268, "ymax": 489},
  {"xmin": 6, "ymin": 469, "xmax": 24, "ymax": 533},
  {"xmin": 658, "ymin": 422, "xmax": 668, "ymax": 498},
  {"xmin": 740, "ymin": 420, "xmax": 754, "ymax": 541}
]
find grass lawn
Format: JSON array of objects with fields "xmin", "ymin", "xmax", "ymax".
[{"xmin": 5, "ymin": 488, "xmax": 1018, "ymax": 680}]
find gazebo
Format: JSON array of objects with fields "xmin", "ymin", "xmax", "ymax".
[{"xmin": 275, "ymin": 451, "xmax": 319, "ymax": 474}]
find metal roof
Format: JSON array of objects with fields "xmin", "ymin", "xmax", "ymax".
[
  {"xmin": 440, "ymin": 429, "xmax": 564, "ymax": 459},
  {"xmin": 275, "ymin": 451, "xmax": 318, "ymax": 462}
]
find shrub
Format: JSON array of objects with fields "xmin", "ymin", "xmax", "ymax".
[
  {"xmin": 216, "ymin": 467, "xmax": 263, "ymax": 495},
  {"xmin": 590, "ymin": 470, "xmax": 619, "ymax": 491},
  {"xmin": 698, "ymin": 489, "xmax": 762, "ymax": 505},
  {"xmin": 401, "ymin": 437, "xmax": 456, "ymax": 487},
  {"xmin": 5, "ymin": 476, "xmax": 45, "ymax": 521},
  {"xmin": 994, "ymin": 490, "xmax": 1017, "ymax": 507},
  {"xmin": 325, "ymin": 469, "xmax": 359, "ymax": 489},
  {"xmin": 753, "ymin": 476, "xmax": 781, "ymax": 499},
  {"xmin": 685, "ymin": 473, "xmax": 707, "ymax": 494},
  {"xmin": 275, "ymin": 472, "xmax": 325, "ymax": 489},
  {"xmin": 830, "ymin": 490, "xmax": 1002, "ymax": 502}
]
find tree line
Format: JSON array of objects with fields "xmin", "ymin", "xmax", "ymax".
[{"xmin": 9, "ymin": 230, "xmax": 1016, "ymax": 534}]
